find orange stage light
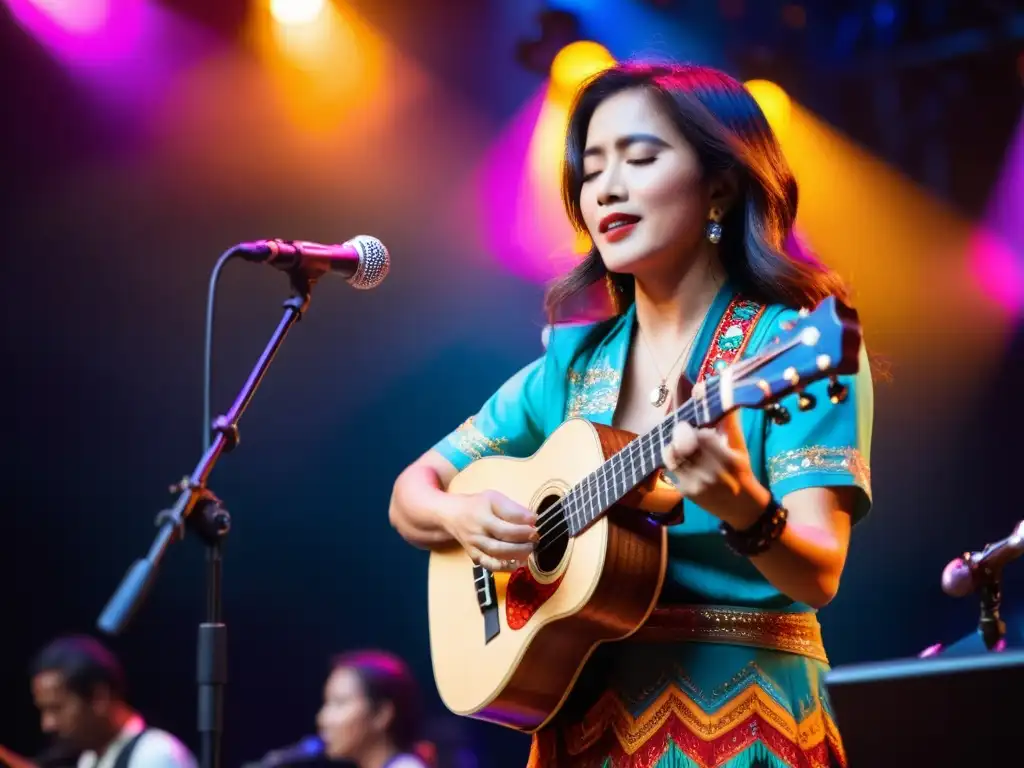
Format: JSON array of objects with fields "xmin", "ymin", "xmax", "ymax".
[
  {"xmin": 550, "ymin": 41, "xmax": 615, "ymax": 102},
  {"xmin": 269, "ymin": 0, "xmax": 325, "ymax": 27},
  {"xmin": 744, "ymin": 79, "xmax": 792, "ymax": 136}
]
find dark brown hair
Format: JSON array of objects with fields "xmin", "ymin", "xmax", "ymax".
[
  {"xmin": 332, "ymin": 650, "xmax": 431, "ymax": 762},
  {"xmin": 30, "ymin": 635, "xmax": 127, "ymax": 702},
  {"xmin": 545, "ymin": 61, "xmax": 849, "ymax": 321}
]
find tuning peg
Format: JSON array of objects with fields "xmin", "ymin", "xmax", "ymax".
[
  {"xmin": 797, "ymin": 391, "xmax": 816, "ymax": 411},
  {"xmin": 766, "ymin": 403, "xmax": 791, "ymax": 425},
  {"xmin": 828, "ymin": 376, "xmax": 848, "ymax": 404}
]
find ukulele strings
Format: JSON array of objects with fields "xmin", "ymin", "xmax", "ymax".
[
  {"xmin": 531, "ymin": 375, "xmax": 725, "ymax": 552},
  {"xmin": 530, "ymin": 337, "xmax": 804, "ymax": 556},
  {"xmin": 530, "ymin": 353, "xmax": 771, "ymax": 554}
]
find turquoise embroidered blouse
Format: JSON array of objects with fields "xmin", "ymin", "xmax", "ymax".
[{"xmin": 434, "ymin": 282, "xmax": 873, "ymax": 612}]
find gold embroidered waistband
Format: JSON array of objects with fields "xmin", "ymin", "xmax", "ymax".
[{"xmin": 629, "ymin": 604, "xmax": 829, "ymax": 664}]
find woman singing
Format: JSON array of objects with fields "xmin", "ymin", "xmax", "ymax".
[
  {"xmin": 390, "ymin": 62, "xmax": 872, "ymax": 767},
  {"xmin": 317, "ymin": 651, "xmax": 434, "ymax": 768}
]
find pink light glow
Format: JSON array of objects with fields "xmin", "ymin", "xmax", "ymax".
[
  {"xmin": 24, "ymin": 0, "xmax": 111, "ymax": 33},
  {"xmin": 5, "ymin": 0, "xmax": 215, "ymax": 127},
  {"xmin": 5, "ymin": 0, "xmax": 144, "ymax": 62},
  {"xmin": 473, "ymin": 86, "xmax": 580, "ymax": 284},
  {"xmin": 970, "ymin": 229, "xmax": 1023, "ymax": 316},
  {"xmin": 972, "ymin": 109, "xmax": 1024, "ymax": 317}
]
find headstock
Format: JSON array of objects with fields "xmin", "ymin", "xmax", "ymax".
[{"xmin": 725, "ymin": 296, "xmax": 861, "ymax": 424}]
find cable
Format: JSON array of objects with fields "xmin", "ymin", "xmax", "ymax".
[{"xmin": 203, "ymin": 249, "xmax": 240, "ymax": 453}]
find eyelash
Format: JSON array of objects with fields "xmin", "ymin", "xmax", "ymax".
[{"xmin": 581, "ymin": 157, "xmax": 656, "ymax": 183}]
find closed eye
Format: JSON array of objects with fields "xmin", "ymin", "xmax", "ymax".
[{"xmin": 581, "ymin": 155, "xmax": 657, "ymax": 183}]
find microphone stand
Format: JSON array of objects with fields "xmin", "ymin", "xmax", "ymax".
[
  {"xmin": 974, "ymin": 560, "xmax": 1008, "ymax": 652},
  {"xmin": 97, "ymin": 270, "xmax": 317, "ymax": 768}
]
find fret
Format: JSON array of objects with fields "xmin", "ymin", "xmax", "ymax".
[
  {"xmin": 611, "ymin": 449, "xmax": 627, "ymax": 498},
  {"xmin": 604, "ymin": 453, "xmax": 617, "ymax": 502},
  {"xmin": 638, "ymin": 438, "xmax": 648, "ymax": 479},
  {"xmin": 608, "ymin": 458, "xmax": 618, "ymax": 503},
  {"xmin": 566, "ymin": 384, "xmax": 724, "ymax": 534},
  {"xmin": 587, "ymin": 474, "xmax": 598, "ymax": 527},
  {"xmin": 627, "ymin": 439, "xmax": 641, "ymax": 488},
  {"xmin": 580, "ymin": 490, "xmax": 588, "ymax": 534},
  {"xmin": 584, "ymin": 473, "xmax": 598, "ymax": 534}
]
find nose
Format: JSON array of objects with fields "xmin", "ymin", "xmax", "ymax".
[{"xmin": 596, "ymin": 162, "xmax": 626, "ymax": 207}]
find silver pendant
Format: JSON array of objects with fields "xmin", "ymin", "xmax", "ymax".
[{"xmin": 650, "ymin": 382, "xmax": 669, "ymax": 407}]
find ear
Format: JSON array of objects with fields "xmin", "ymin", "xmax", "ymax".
[
  {"xmin": 707, "ymin": 168, "xmax": 741, "ymax": 219},
  {"xmin": 372, "ymin": 700, "xmax": 396, "ymax": 735},
  {"xmin": 89, "ymin": 683, "xmax": 113, "ymax": 717}
]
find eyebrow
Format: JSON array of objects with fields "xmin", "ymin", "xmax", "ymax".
[{"xmin": 583, "ymin": 133, "xmax": 670, "ymax": 157}]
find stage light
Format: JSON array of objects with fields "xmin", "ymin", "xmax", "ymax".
[
  {"xmin": 14, "ymin": 0, "xmax": 111, "ymax": 34},
  {"xmin": 269, "ymin": 0, "xmax": 325, "ymax": 26},
  {"xmin": 744, "ymin": 79, "xmax": 791, "ymax": 134},
  {"xmin": 550, "ymin": 41, "xmax": 614, "ymax": 99}
]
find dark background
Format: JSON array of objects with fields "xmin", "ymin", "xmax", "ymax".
[{"xmin": 1, "ymin": 0, "xmax": 1022, "ymax": 765}]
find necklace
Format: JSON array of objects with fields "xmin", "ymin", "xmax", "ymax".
[{"xmin": 639, "ymin": 326, "xmax": 699, "ymax": 408}]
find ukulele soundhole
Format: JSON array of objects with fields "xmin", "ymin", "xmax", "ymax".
[{"xmin": 534, "ymin": 493, "xmax": 569, "ymax": 574}]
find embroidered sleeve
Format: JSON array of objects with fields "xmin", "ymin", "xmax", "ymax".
[
  {"xmin": 565, "ymin": 361, "xmax": 620, "ymax": 419},
  {"xmin": 763, "ymin": 312, "xmax": 874, "ymax": 523},
  {"xmin": 433, "ymin": 356, "xmax": 548, "ymax": 472}
]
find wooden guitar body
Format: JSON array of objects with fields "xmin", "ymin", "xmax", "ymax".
[{"xmin": 427, "ymin": 418, "xmax": 680, "ymax": 733}]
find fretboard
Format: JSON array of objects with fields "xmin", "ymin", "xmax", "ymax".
[{"xmin": 562, "ymin": 387, "xmax": 726, "ymax": 536}]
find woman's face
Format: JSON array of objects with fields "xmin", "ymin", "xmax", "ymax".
[
  {"xmin": 579, "ymin": 87, "xmax": 711, "ymax": 278},
  {"xmin": 317, "ymin": 667, "xmax": 385, "ymax": 760}
]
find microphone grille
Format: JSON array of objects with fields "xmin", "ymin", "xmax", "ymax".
[{"xmin": 348, "ymin": 235, "xmax": 390, "ymax": 290}]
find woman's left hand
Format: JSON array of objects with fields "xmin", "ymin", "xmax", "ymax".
[{"xmin": 660, "ymin": 410, "xmax": 771, "ymax": 527}]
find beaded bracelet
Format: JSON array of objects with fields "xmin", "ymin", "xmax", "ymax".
[{"xmin": 719, "ymin": 498, "xmax": 789, "ymax": 556}]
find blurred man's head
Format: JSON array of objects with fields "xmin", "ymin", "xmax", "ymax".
[{"xmin": 31, "ymin": 636, "xmax": 129, "ymax": 752}]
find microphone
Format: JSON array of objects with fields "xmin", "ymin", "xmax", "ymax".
[
  {"xmin": 232, "ymin": 235, "xmax": 390, "ymax": 290},
  {"xmin": 243, "ymin": 735, "xmax": 324, "ymax": 768},
  {"xmin": 941, "ymin": 520, "xmax": 1024, "ymax": 597}
]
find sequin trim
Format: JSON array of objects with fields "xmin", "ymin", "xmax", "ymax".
[
  {"xmin": 768, "ymin": 446, "xmax": 872, "ymax": 497},
  {"xmin": 446, "ymin": 416, "xmax": 508, "ymax": 461},
  {"xmin": 629, "ymin": 605, "xmax": 829, "ymax": 664},
  {"xmin": 566, "ymin": 362, "xmax": 621, "ymax": 418}
]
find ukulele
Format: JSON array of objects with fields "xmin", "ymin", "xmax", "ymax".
[{"xmin": 427, "ymin": 296, "xmax": 861, "ymax": 732}]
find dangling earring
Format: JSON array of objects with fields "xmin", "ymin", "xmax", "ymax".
[{"xmin": 706, "ymin": 210, "xmax": 723, "ymax": 244}]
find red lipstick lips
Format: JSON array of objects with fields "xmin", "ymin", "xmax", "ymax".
[{"xmin": 599, "ymin": 212, "xmax": 641, "ymax": 243}]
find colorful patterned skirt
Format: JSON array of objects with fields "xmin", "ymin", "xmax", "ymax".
[{"xmin": 526, "ymin": 607, "xmax": 845, "ymax": 768}]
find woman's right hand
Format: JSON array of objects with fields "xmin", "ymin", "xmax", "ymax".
[{"xmin": 441, "ymin": 490, "xmax": 538, "ymax": 572}]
